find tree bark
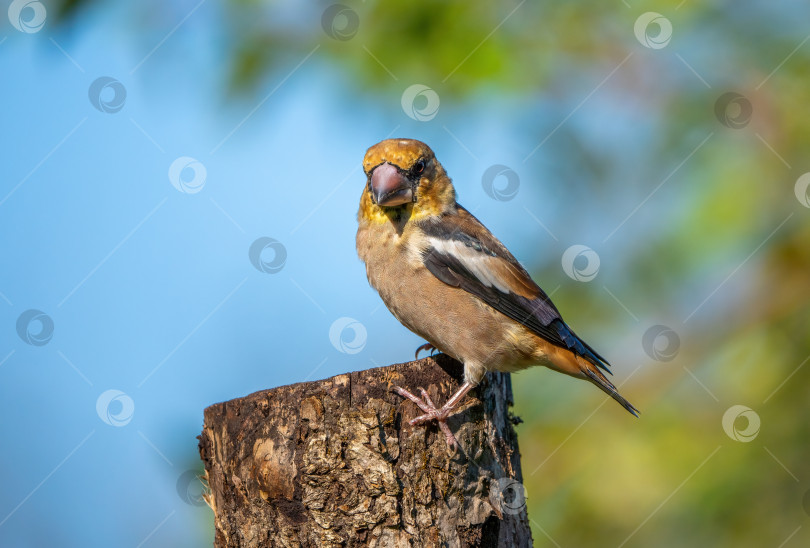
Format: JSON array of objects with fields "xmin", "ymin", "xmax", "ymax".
[{"xmin": 198, "ymin": 354, "xmax": 533, "ymax": 547}]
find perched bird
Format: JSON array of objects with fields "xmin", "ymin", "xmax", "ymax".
[{"xmin": 356, "ymin": 138, "xmax": 637, "ymax": 450}]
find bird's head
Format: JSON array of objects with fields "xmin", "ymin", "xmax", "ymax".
[{"xmin": 360, "ymin": 139, "xmax": 455, "ymax": 222}]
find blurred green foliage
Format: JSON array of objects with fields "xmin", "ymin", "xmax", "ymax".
[{"xmin": 50, "ymin": 0, "xmax": 810, "ymax": 545}]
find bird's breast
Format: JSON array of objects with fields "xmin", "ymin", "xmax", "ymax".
[{"xmin": 357, "ymin": 220, "xmax": 541, "ymax": 382}]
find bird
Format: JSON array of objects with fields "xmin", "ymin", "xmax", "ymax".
[{"xmin": 356, "ymin": 138, "xmax": 637, "ymax": 451}]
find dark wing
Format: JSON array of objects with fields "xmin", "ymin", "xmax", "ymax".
[{"xmin": 418, "ymin": 206, "xmax": 611, "ymax": 372}]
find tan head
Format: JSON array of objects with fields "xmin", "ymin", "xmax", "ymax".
[{"xmin": 360, "ymin": 139, "xmax": 455, "ymax": 220}]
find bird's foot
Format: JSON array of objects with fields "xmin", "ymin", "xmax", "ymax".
[
  {"xmin": 393, "ymin": 385, "xmax": 459, "ymax": 451},
  {"xmin": 414, "ymin": 342, "xmax": 438, "ymax": 359}
]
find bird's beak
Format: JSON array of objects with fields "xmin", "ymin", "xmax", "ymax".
[{"xmin": 370, "ymin": 163, "xmax": 413, "ymax": 206}]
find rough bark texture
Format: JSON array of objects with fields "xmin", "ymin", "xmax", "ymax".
[{"xmin": 198, "ymin": 354, "xmax": 532, "ymax": 547}]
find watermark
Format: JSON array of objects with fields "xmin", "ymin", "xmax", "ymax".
[
  {"xmin": 168, "ymin": 156, "xmax": 206, "ymax": 194},
  {"xmin": 176, "ymin": 469, "xmax": 207, "ymax": 506},
  {"xmin": 714, "ymin": 92, "xmax": 752, "ymax": 129},
  {"xmin": 248, "ymin": 237, "xmax": 287, "ymax": 273},
  {"xmin": 329, "ymin": 317, "xmax": 367, "ymax": 354},
  {"xmin": 321, "ymin": 4, "xmax": 359, "ymax": 41},
  {"xmin": 401, "ymin": 84, "xmax": 440, "ymax": 122},
  {"xmin": 96, "ymin": 389, "xmax": 135, "ymax": 427},
  {"xmin": 16, "ymin": 309, "xmax": 54, "ymax": 346},
  {"xmin": 8, "ymin": 0, "xmax": 46, "ymax": 33},
  {"xmin": 634, "ymin": 12, "xmax": 672, "ymax": 50},
  {"xmin": 642, "ymin": 324, "xmax": 680, "ymax": 362},
  {"xmin": 481, "ymin": 165, "xmax": 520, "ymax": 202},
  {"xmin": 88, "ymin": 77, "xmax": 127, "ymax": 114},
  {"xmin": 794, "ymin": 173, "xmax": 810, "ymax": 208},
  {"xmin": 561, "ymin": 245, "xmax": 600, "ymax": 282},
  {"xmin": 722, "ymin": 405, "xmax": 760, "ymax": 442},
  {"xmin": 491, "ymin": 478, "xmax": 527, "ymax": 516}
]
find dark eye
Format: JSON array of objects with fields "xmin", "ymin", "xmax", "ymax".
[{"xmin": 413, "ymin": 159, "xmax": 426, "ymax": 174}]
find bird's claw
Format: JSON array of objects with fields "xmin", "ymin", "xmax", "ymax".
[
  {"xmin": 414, "ymin": 342, "xmax": 438, "ymax": 359},
  {"xmin": 393, "ymin": 385, "xmax": 459, "ymax": 451}
]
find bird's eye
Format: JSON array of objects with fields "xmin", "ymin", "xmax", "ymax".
[{"xmin": 414, "ymin": 160, "xmax": 426, "ymax": 174}]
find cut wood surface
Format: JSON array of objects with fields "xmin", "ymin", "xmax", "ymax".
[{"xmin": 198, "ymin": 354, "xmax": 533, "ymax": 547}]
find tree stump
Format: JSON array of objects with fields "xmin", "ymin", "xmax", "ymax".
[{"xmin": 198, "ymin": 354, "xmax": 533, "ymax": 547}]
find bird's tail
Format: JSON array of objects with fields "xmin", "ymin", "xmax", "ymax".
[
  {"xmin": 580, "ymin": 363, "xmax": 639, "ymax": 417},
  {"xmin": 542, "ymin": 344, "xmax": 639, "ymax": 416}
]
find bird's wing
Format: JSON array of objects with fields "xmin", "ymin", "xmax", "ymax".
[{"xmin": 418, "ymin": 206, "xmax": 611, "ymax": 371}]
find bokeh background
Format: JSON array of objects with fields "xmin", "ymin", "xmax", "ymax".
[{"xmin": 1, "ymin": 0, "xmax": 809, "ymax": 546}]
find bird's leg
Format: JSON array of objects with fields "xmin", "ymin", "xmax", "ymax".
[
  {"xmin": 414, "ymin": 342, "xmax": 437, "ymax": 359},
  {"xmin": 393, "ymin": 381, "xmax": 475, "ymax": 451}
]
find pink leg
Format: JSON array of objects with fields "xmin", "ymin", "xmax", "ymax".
[{"xmin": 393, "ymin": 381, "xmax": 475, "ymax": 452}]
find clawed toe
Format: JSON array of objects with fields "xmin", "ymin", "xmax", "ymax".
[
  {"xmin": 393, "ymin": 386, "xmax": 434, "ymax": 415},
  {"xmin": 410, "ymin": 411, "xmax": 440, "ymax": 426},
  {"xmin": 418, "ymin": 387, "xmax": 437, "ymax": 408},
  {"xmin": 414, "ymin": 342, "xmax": 438, "ymax": 359},
  {"xmin": 394, "ymin": 386, "xmax": 442, "ymax": 419}
]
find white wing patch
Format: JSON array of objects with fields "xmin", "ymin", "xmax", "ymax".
[{"xmin": 426, "ymin": 237, "xmax": 513, "ymax": 294}]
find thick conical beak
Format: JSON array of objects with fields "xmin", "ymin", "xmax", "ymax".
[{"xmin": 370, "ymin": 163, "xmax": 413, "ymax": 206}]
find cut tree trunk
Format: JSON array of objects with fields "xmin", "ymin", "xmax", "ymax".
[{"xmin": 198, "ymin": 354, "xmax": 533, "ymax": 547}]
